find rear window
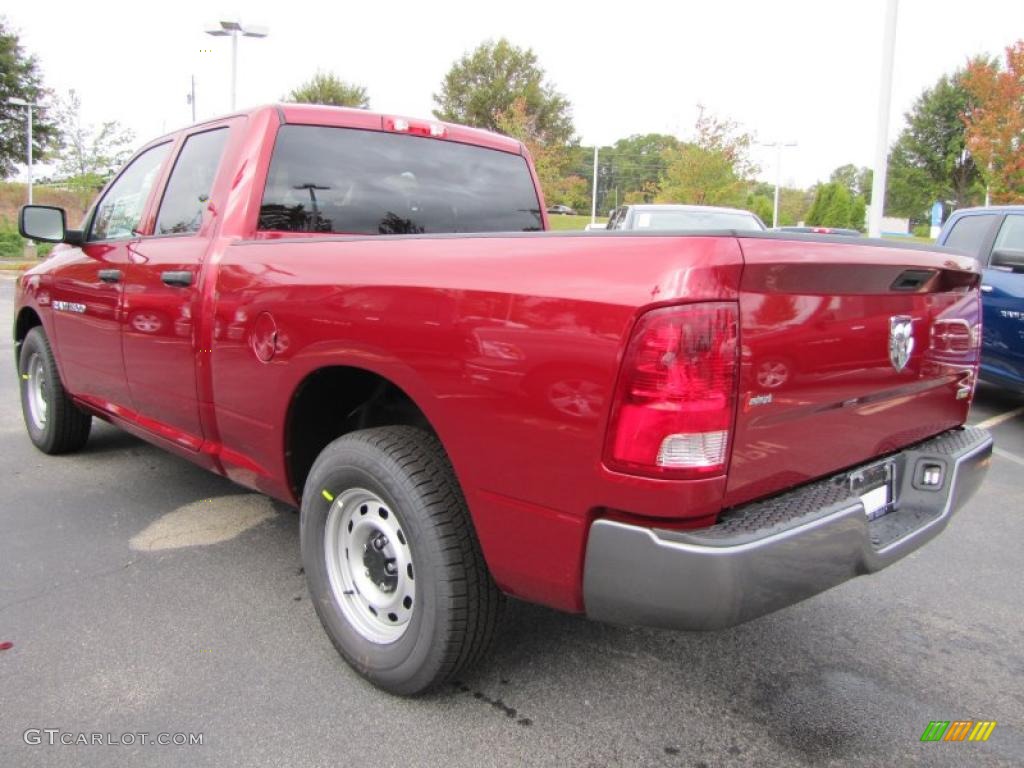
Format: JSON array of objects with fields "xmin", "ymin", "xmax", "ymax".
[
  {"xmin": 259, "ymin": 125, "xmax": 542, "ymax": 235},
  {"xmin": 943, "ymin": 213, "xmax": 997, "ymax": 256}
]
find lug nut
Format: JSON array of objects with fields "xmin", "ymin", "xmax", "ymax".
[
  {"xmin": 385, "ymin": 561, "xmax": 397, "ymax": 574},
  {"xmin": 373, "ymin": 536, "xmax": 388, "ymax": 551}
]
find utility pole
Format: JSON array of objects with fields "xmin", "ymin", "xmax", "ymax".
[
  {"xmin": 591, "ymin": 146, "xmax": 599, "ymax": 225},
  {"xmin": 868, "ymin": 0, "xmax": 899, "ymax": 238},
  {"xmin": 188, "ymin": 75, "xmax": 196, "ymax": 123}
]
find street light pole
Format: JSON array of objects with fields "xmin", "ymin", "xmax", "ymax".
[
  {"xmin": 868, "ymin": 0, "xmax": 899, "ymax": 238},
  {"xmin": 761, "ymin": 141, "xmax": 797, "ymax": 228},
  {"xmin": 7, "ymin": 97, "xmax": 35, "ymax": 205},
  {"xmin": 206, "ymin": 20, "xmax": 269, "ymax": 111}
]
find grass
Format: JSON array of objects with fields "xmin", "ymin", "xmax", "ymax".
[{"xmin": 546, "ymin": 214, "xmax": 606, "ymax": 231}]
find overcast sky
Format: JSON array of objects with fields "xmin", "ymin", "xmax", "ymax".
[{"xmin": 6, "ymin": 0, "xmax": 1023, "ymax": 188}]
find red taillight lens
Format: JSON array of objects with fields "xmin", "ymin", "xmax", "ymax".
[{"xmin": 604, "ymin": 302, "xmax": 739, "ymax": 479}]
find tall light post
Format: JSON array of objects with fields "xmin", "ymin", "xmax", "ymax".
[
  {"xmin": 205, "ymin": 20, "xmax": 268, "ymax": 111},
  {"xmin": 6, "ymin": 97, "xmax": 35, "ymax": 205},
  {"xmin": 868, "ymin": 0, "xmax": 899, "ymax": 238},
  {"xmin": 761, "ymin": 141, "xmax": 797, "ymax": 228}
]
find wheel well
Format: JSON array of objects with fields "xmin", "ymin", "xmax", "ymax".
[
  {"xmin": 285, "ymin": 367, "xmax": 435, "ymax": 500},
  {"xmin": 14, "ymin": 307, "xmax": 42, "ymax": 361}
]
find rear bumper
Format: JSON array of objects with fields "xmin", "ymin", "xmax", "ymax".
[{"xmin": 583, "ymin": 426, "xmax": 993, "ymax": 630}]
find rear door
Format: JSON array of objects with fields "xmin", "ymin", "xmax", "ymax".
[
  {"xmin": 122, "ymin": 125, "xmax": 232, "ymax": 449},
  {"xmin": 982, "ymin": 213, "xmax": 1024, "ymax": 384}
]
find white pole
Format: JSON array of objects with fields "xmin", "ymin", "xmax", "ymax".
[
  {"xmin": 26, "ymin": 103, "xmax": 33, "ymax": 205},
  {"xmin": 230, "ymin": 30, "xmax": 238, "ymax": 110},
  {"xmin": 772, "ymin": 143, "xmax": 782, "ymax": 228},
  {"xmin": 591, "ymin": 146, "xmax": 599, "ymax": 224},
  {"xmin": 868, "ymin": 0, "xmax": 899, "ymax": 238}
]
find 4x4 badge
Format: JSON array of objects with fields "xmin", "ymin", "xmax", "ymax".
[{"xmin": 889, "ymin": 316, "xmax": 914, "ymax": 372}]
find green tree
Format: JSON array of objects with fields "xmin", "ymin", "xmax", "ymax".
[
  {"xmin": 806, "ymin": 182, "xmax": 861, "ymax": 228},
  {"xmin": 433, "ymin": 39, "xmax": 574, "ymax": 146},
  {"xmin": 655, "ymin": 107, "xmax": 756, "ymax": 207},
  {"xmin": 746, "ymin": 193, "xmax": 773, "ymax": 226},
  {"xmin": 604, "ymin": 133, "xmax": 679, "ymax": 204},
  {"xmin": 830, "ymin": 163, "xmax": 873, "ymax": 202},
  {"xmin": 885, "ymin": 65, "xmax": 986, "ymax": 217},
  {"xmin": 0, "ymin": 18, "xmax": 59, "ymax": 178},
  {"xmin": 54, "ymin": 89, "xmax": 133, "ymax": 184},
  {"xmin": 285, "ymin": 71, "xmax": 369, "ymax": 108}
]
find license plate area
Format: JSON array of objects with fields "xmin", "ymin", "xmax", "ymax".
[{"xmin": 849, "ymin": 461, "xmax": 895, "ymax": 521}]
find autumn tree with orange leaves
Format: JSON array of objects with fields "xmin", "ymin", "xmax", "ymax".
[{"xmin": 963, "ymin": 42, "xmax": 1024, "ymax": 203}]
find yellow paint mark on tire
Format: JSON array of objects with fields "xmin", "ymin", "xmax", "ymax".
[
  {"xmin": 130, "ymin": 494, "xmax": 274, "ymax": 551},
  {"xmin": 322, "ymin": 489, "xmax": 334, "ymax": 502},
  {"xmin": 21, "ymin": 374, "xmax": 28, "ymax": 380}
]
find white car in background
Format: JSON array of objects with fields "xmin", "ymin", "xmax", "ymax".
[{"xmin": 605, "ymin": 204, "xmax": 766, "ymax": 231}]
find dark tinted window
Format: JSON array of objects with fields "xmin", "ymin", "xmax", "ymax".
[
  {"xmin": 155, "ymin": 128, "xmax": 228, "ymax": 235},
  {"xmin": 259, "ymin": 125, "xmax": 542, "ymax": 235},
  {"xmin": 944, "ymin": 214, "xmax": 997, "ymax": 256},
  {"xmin": 89, "ymin": 143, "xmax": 170, "ymax": 241}
]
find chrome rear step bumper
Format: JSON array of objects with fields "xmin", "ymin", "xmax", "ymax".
[{"xmin": 583, "ymin": 427, "xmax": 993, "ymax": 630}]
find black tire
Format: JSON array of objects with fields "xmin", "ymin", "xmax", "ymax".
[
  {"xmin": 18, "ymin": 326, "xmax": 91, "ymax": 454},
  {"xmin": 300, "ymin": 426, "xmax": 503, "ymax": 695}
]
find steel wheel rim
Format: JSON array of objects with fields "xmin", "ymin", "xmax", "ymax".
[
  {"xmin": 26, "ymin": 352, "xmax": 48, "ymax": 430},
  {"xmin": 324, "ymin": 488, "xmax": 414, "ymax": 644}
]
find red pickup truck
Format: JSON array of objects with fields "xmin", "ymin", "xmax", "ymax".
[{"xmin": 15, "ymin": 104, "xmax": 992, "ymax": 695}]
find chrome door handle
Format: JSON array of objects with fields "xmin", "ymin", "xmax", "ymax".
[
  {"xmin": 980, "ymin": 284, "xmax": 993, "ymax": 293},
  {"xmin": 98, "ymin": 269, "xmax": 122, "ymax": 283}
]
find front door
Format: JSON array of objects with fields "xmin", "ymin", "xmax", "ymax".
[
  {"xmin": 983, "ymin": 213, "xmax": 1024, "ymax": 384},
  {"xmin": 49, "ymin": 142, "xmax": 171, "ymax": 411}
]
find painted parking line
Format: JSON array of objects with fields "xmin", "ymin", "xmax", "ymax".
[
  {"xmin": 994, "ymin": 447, "xmax": 1024, "ymax": 468},
  {"xmin": 972, "ymin": 406, "xmax": 1024, "ymax": 431}
]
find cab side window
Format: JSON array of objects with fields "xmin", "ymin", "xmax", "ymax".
[
  {"xmin": 943, "ymin": 214, "xmax": 997, "ymax": 259},
  {"xmin": 155, "ymin": 128, "xmax": 229, "ymax": 235},
  {"xmin": 89, "ymin": 143, "xmax": 171, "ymax": 241}
]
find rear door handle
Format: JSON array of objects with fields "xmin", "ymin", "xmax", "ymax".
[
  {"xmin": 161, "ymin": 270, "xmax": 193, "ymax": 287},
  {"xmin": 98, "ymin": 269, "xmax": 122, "ymax": 284},
  {"xmin": 980, "ymin": 284, "xmax": 993, "ymax": 293}
]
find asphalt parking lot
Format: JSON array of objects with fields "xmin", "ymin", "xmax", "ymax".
[{"xmin": 1, "ymin": 273, "xmax": 1022, "ymax": 768}]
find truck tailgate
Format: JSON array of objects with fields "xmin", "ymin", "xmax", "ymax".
[{"xmin": 725, "ymin": 237, "xmax": 981, "ymax": 507}]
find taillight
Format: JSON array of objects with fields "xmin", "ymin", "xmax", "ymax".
[{"xmin": 604, "ymin": 302, "xmax": 739, "ymax": 479}]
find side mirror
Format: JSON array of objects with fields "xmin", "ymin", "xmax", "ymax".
[
  {"xmin": 18, "ymin": 205, "xmax": 83, "ymax": 245},
  {"xmin": 991, "ymin": 248, "xmax": 1024, "ymax": 272}
]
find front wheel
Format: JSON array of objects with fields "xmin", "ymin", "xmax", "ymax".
[
  {"xmin": 18, "ymin": 327, "xmax": 92, "ymax": 454},
  {"xmin": 300, "ymin": 426, "xmax": 503, "ymax": 695}
]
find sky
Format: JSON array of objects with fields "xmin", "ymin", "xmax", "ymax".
[{"xmin": 5, "ymin": 0, "xmax": 1024, "ymax": 189}]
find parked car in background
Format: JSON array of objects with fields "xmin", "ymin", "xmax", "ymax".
[
  {"xmin": 605, "ymin": 204, "xmax": 765, "ymax": 231},
  {"xmin": 773, "ymin": 225, "xmax": 862, "ymax": 237},
  {"xmin": 937, "ymin": 206, "xmax": 1024, "ymax": 393},
  {"xmin": 546, "ymin": 204, "xmax": 576, "ymax": 215}
]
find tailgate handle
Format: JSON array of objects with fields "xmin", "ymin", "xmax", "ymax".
[
  {"xmin": 890, "ymin": 269, "xmax": 935, "ymax": 292},
  {"xmin": 97, "ymin": 269, "xmax": 122, "ymax": 284},
  {"xmin": 161, "ymin": 270, "xmax": 193, "ymax": 287}
]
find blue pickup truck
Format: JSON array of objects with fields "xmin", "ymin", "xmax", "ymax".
[{"xmin": 938, "ymin": 206, "xmax": 1024, "ymax": 392}]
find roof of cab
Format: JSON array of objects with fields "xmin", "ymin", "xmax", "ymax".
[{"xmin": 271, "ymin": 103, "xmax": 525, "ymax": 155}]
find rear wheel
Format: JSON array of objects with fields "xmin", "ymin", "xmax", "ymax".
[
  {"xmin": 300, "ymin": 426, "xmax": 503, "ymax": 695},
  {"xmin": 18, "ymin": 327, "xmax": 92, "ymax": 454}
]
